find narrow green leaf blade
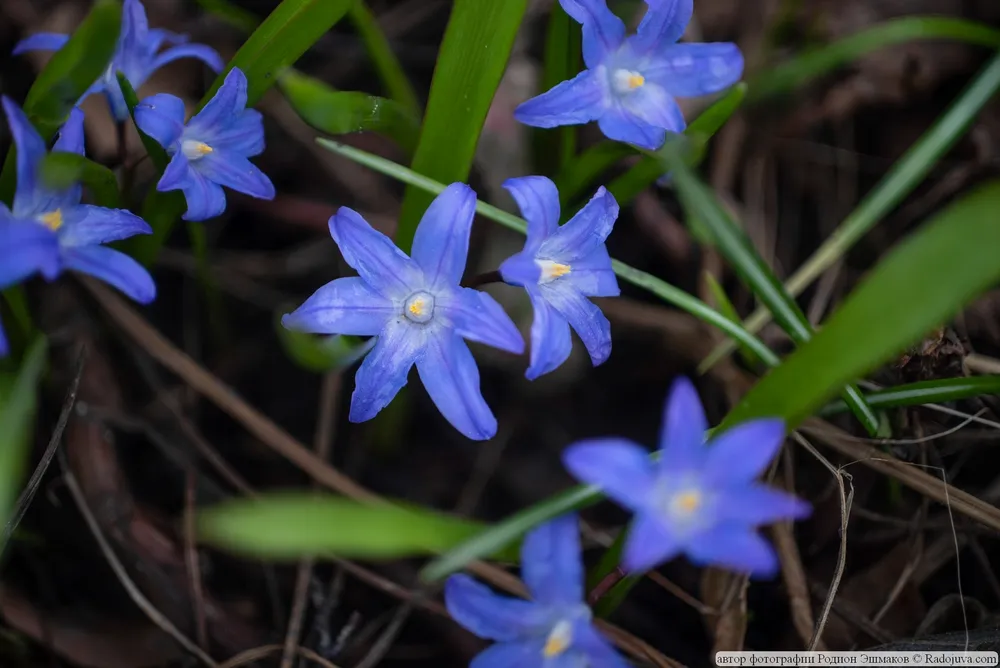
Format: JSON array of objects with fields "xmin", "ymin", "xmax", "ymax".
[
  {"xmin": 38, "ymin": 153, "xmax": 121, "ymax": 209},
  {"xmin": 723, "ymin": 180, "xmax": 1000, "ymax": 430},
  {"xmin": 348, "ymin": 1, "xmax": 421, "ymax": 114},
  {"xmin": 277, "ymin": 312, "xmax": 375, "ymax": 373},
  {"xmin": 819, "ymin": 376, "xmax": 1000, "ymax": 416},
  {"xmin": 535, "ymin": 4, "xmax": 580, "ymax": 177},
  {"xmin": 394, "ymin": 0, "xmax": 528, "ymax": 252},
  {"xmin": 198, "ymin": 493, "xmax": 518, "ymax": 560},
  {"xmin": 201, "ymin": 0, "xmax": 353, "ymax": 109},
  {"xmin": 277, "ymin": 70, "xmax": 420, "ymax": 154},
  {"xmin": 0, "ymin": 337, "xmax": 48, "ymax": 539}
]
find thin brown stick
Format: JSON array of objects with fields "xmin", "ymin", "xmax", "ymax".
[
  {"xmin": 218, "ymin": 644, "xmax": 341, "ymax": 668},
  {"xmin": 185, "ymin": 467, "xmax": 209, "ymax": 650},
  {"xmin": 282, "ymin": 372, "xmax": 342, "ymax": 668},
  {"xmin": 58, "ymin": 448, "xmax": 218, "ymax": 667}
]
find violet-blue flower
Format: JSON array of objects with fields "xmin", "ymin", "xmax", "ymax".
[
  {"xmin": 281, "ymin": 184, "xmax": 524, "ymax": 441},
  {"xmin": 499, "ymin": 177, "xmax": 620, "ymax": 380},
  {"xmin": 13, "ymin": 0, "xmax": 223, "ymax": 122},
  {"xmin": 0, "ymin": 98, "xmax": 156, "ymax": 357},
  {"xmin": 563, "ymin": 376, "xmax": 811, "ymax": 576},
  {"xmin": 445, "ymin": 514, "xmax": 628, "ymax": 668},
  {"xmin": 515, "ymin": 0, "xmax": 744, "ymax": 150},
  {"xmin": 133, "ymin": 67, "xmax": 274, "ymax": 222}
]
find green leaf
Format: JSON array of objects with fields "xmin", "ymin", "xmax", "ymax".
[
  {"xmin": 198, "ymin": 492, "xmax": 518, "ymax": 560},
  {"xmin": 117, "ymin": 73, "xmax": 169, "ymax": 172},
  {"xmin": 277, "ymin": 312, "xmax": 375, "ymax": 373},
  {"xmin": 394, "ymin": 0, "xmax": 528, "ymax": 252},
  {"xmin": 602, "ymin": 83, "xmax": 748, "ymax": 209},
  {"xmin": 420, "ymin": 485, "xmax": 601, "ymax": 583},
  {"xmin": 201, "ymin": 0, "xmax": 353, "ymax": 109},
  {"xmin": 723, "ymin": 179, "xmax": 1000, "ymax": 430},
  {"xmin": 347, "ymin": 1, "xmax": 421, "ymax": 115},
  {"xmin": 704, "ymin": 272, "xmax": 762, "ymax": 369},
  {"xmin": 316, "ymin": 137, "xmax": 780, "ymax": 368},
  {"xmin": 661, "ymin": 140, "xmax": 879, "ymax": 435},
  {"xmin": 277, "ymin": 69, "xmax": 420, "ymax": 154},
  {"xmin": 38, "ymin": 152, "xmax": 121, "ymax": 209},
  {"xmin": 702, "ymin": 49, "xmax": 1000, "ymax": 373},
  {"xmin": 748, "ymin": 17, "xmax": 1000, "ymax": 102},
  {"xmin": 554, "ymin": 142, "xmax": 633, "ymax": 207},
  {"xmin": 535, "ymin": 4, "xmax": 581, "ymax": 176},
  {"xmin": 819, "ymin": 376, "xmax": 1000, "ymax": 416},
  {"xmin": 0, "ymin": 337, "xmax": 47, "ymax": 542},
  {"xmin": 0, "ymin": 0, "xmax": 121, "ymax": 205},
  {"xmin": 195, "ymin": 0, "xmax": 260, "ymax": 33}
]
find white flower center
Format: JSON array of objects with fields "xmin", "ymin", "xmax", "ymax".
[
  {"xmin": 536, "ymin": 259, "xmax": 571, "ymax": 284},
  {"xmin": 181, "ymin": 139, "xmax": 214, "ymax": 161},
  {"xmin": 543, "ymin": 619, "xmax": 573, "ymax": 658},
  {"xmin": 612, "ymin": 68, "xmax": 646, "ymax": 95},
  {"xmin": 403, "ymin": 291, "xmax": 435, "ymax": 324}
]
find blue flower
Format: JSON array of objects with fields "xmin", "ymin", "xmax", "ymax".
[
  {"xmin": 563, "ymin": 376, "xmax": 811, "ymax": 576},
  {"xmin": 515, "ymin": 0, "xmax": 744, "ymax": 150},
  {"xmin": 133, "ymin": 68, "xmax": 274, "ymax": 222},
  {"xmin": 445, "ymin": 514, "xmax": 628, "ymax": 668},
  {"xmin": 13, "ymin": 0, "xmax": 223, "ymax": 122},
  {"xmin": 281, "ymin": 184, "xmax": 525, "ymax": 440},
  {"xmin": 0, "ymin": 98, "xmax": 156, "ymax": 356},
  {"xmin": 499, "ymin": 177, "xmax": 620, "ymax": 380}
]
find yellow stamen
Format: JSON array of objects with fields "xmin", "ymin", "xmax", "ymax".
[
  {"xmin": 543, "ymin": 621, "xmax": 572, "ymax": 658},
  {"xmin": 408, "ymin": 298, "xmax": 425, "ymax": 317},
  {"xmin": 672, "ymin": 490, "xmax": 702, "ymax": 515},
  {"xmin": 39, "ymin": 209, "xmax": 63, "ymax": 231},
  {"xmin": 549, "ymin": 263, "xmax": 571, "ymax": 278},
  {"xmin": 193, "ymin": 142, "xmax": 213, "ymax": 155},
  {"xmin": 627, "ymin": 73, "xmax": 645, "ymax": 89}
]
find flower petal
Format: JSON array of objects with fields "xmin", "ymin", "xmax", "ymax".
[
  {"xmin": 502, "ymin": 176, "xmax": 559, "ymax": 249},
  {"xmin": 0, "ymin": 218, "xmax": 59, "ymax": 288},
  {"xmin": 498, "ymin": 252, "xmax": 541, "ymax": 287},
  {"xmin": 439, "ymin": 287, "xmax": 524, "ymax": 354},
  {"xmin": 574, "ymin": 624, "xmax": 630, "ymax": 668},
  {"xmin": 685, "ymin": 524, "xmax": 779, "ymax": 577},
  {"xmin": 513, "ymin": 69, "xmax": 606, "ymax": 129},
  {"xmin": 521, "ymin": 514, "xmax": 584, "ymax": 606},
  {"xmin": 622, "ymin": 511, "xmax": 682, "ymax": 573},
  {"xmin": 539, "ymin": 186, "xmax": 618, "ymax": 262},
  {"xmin": 559, "ymin": 0, "xmax": 627, "ymax": 68},
  {"xmin": 525, "ymin": 287, "xmax": 572, "ymax": 380},
  {"xmin": 644, "ymin": 43, "xmax": 745, "ymax": 98},
  {"xmin": 349, "ymin": 319, "xmax": 423, "ymax": 422},
  {"xmin": 52, "ymin": 107, "xmax": 86, "ymax": 156},
  {"xmin": 187, "ymin": 68, "xmax": 248, "ymax": 136},
  {"xmin": 120, "ymin": 0, "xmax": 151, "ymax": 57},
  {"xmin": 3, "ymin": 96, "xmax": 47, "ymax": 217},
  {"xmin": 658, "ymin": 376, "xmax": 708, "ymax": 473},
  {"xmin": 58, "ymin": 205, "xmax": 152, "ymax": 247},
  {"xmin": 541, "ymin": 283, "xmax": 611, "ymax": 366},
  {"xmin": 631, "ymin": 0, "xmax": 693, "ymax": 54},
  {"xmin": 597, "ymin": 103, "xmax": 666, "ymax": 150},
  {"xmin": 562, "ymin": 437, "xmax": 656, "ymax": 511},
  {"xmin": 417, "ymin": 333, "xmax": 497, "ymax": 440},
  {"xmin": 134, "ymin": 93, "xmax": 187, "ymax": 148},
  {"xmin": 564, "ymin": 246, "xmax": 619, "ymax": 298},
  {"xmin": 281, "ymin": 277, "xmax": 394, "ymax": 336},
  {"xmin": 411, "ymin": 183, "xmax": 476, "ymax": 288},
  {"xmin": 445, "ymin": 574, "xmax": 549, "ymax": 642},
  {"xmin": 160, "ymin": 158, "xmax": 227, "ymax": 222},
  {"xmin": 716, "ymin": 484, "xmax": 812, "ymax": 526},
  {"xmin": 621, "ymin": 84, "xmax": 686, "ymax": 133},
  {"xmin": 13, "ymin": 33, "xmax": 70, "ymax": 55},
  {"xmin": 150, "ymin": 43, "xmax": 225, "ymax": 74},
  {"xmin": 703, "ymin": 418, "xmax": 786, "ymax": 484},
  {"xmin": 207, "ymin": 109, "xmax": 265, "ymax": 156},
  {"xmin": 62, "ymin": 245, "xmax": 156, "ymax": 304},
  {"xmin": 196, "ymin": 151, "xmax": 275, "ymax": 201},
  {"xmin": 328, "ymin": 208, "xmax": 421, "ymax": 299},
  {"xmin": 470, "ymin": 641, "xmax": 547, "ymax": 668}
]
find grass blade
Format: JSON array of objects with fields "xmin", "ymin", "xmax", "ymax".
[
  {"xmin": 198, "ymin": 492, "xmax": 518, "ymax": 561},
  {"xmin": 661, "ymin": 141, "xmax": 879, "ymax": 434},
  {"xmin": 316, "ymin": 137, "xmax": 779, "ymax": 367},
  {"xmin": 723, "ymin": 179, "xmax": 1000, "ymax": 430},
  {"xmin": 278, "ymin": 69, "xmax": 420, "ymax": 154},
  {"xmin": 702, "ymin": 48, "xmax": 1000, "ymax": 373},
  {"xmin": 347, "ymin": 0, "xmax": 421, "ymax": 114},
  {"xmin": 0, "ymin": 0, "xmax": 121, "ymax": 205},
  {"xmin": 535, "ymin": 3, "xmax": 581, "ymax": 177},
  {"xmin": 819, "ymin": 376, "xmax": 1000, "ymax": 416},
  {"xmin": 38, "ymin": 152, "xmax": 121, "ymax": 209},
  {"xmin": 394, "ymin": 0, "xmax": 528, "ymax": 252}
]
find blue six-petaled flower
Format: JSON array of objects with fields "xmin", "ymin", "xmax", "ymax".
[
  {"xmin": 515, "ymin": 0, "xmax": 744, "ymax": 150},
  {"xmin": 563, "ymin": 376, "xmax": 811, "ymax": 576},
  {"xmin": 499, "ymin": 176, "xmax": 620, "ymax": 380},
  {"xmin": 13, "ymin": 0, "xmax": 223, "ymax": 122},
  {"xmin": 445, "ymin": 514, "xmax": 628, "ymax": 668},
  {"xmin": 0, "ymin": 97, "xmax": 156, "ymax": 357},
  {"xmin": 134, "ymin": 67, "xmax": 275, "ymax": 222},
  {"xmin": 282, "ymin": 184, "xmax": 525, "ymax": 441}
]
